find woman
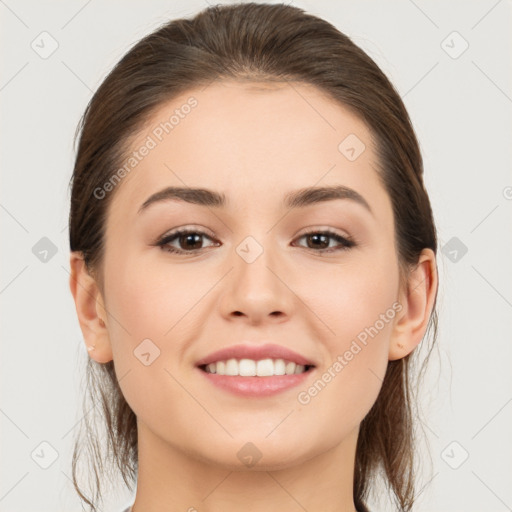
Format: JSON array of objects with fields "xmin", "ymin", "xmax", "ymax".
[{"xmin": 68, "ymin": 3, "xmax": 439, "ymax": 511}]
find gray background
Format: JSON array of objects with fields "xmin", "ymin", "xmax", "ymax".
[{"xmin": 1, "ymin": 1, "xmax": 511, "ymax": 511}]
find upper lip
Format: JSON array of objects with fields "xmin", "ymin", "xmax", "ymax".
[{"xmin": 195, "ymin": 343, "xmax": 316, "ymax": 367}]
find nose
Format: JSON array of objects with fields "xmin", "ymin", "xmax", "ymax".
[{"xmin": 218, "ymin": 238, "xmax": 294, "ymax": 325}]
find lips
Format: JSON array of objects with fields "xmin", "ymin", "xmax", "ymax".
[{"xmin": 195, "ymin": 343, "xmax": 316, "ymax": 368}]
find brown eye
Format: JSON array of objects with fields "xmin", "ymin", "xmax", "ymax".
[
  {"xmin": 177, "ymin": 232, "xmax": 204, "ymax": 250},
  {"xmin": 294, "ymin": 230, "xmax": 355, "ymax": 253},
  {"xmin": 157, "ymin": 229, "xmax": 218, "ymax": 254},
  {"xmin": 305, "ymin": 233, "xmax": 330, "ymax": 249}
]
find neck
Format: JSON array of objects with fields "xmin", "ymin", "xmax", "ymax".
[{"xmin": 130, "ymin": 421, "xmax": 360, "ymax": 512}]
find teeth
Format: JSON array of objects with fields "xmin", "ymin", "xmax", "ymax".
[
  {"xmin": 274, "ymin": 359, "xmax": 286, "ymax": 375},
  {"xmin": 285, "ymin": 361, "xmax": 295, "ymax": 375},
  {"xmin": 256, "ymin": 358, "xmax": 274, "ymax": 376},
  {"xmin": 239, "ymin": 359, "xmax": 256, "ymax": 376},
  {"xmin": 225, "ymin": 358, "xmax": 238, "ymax": 376},
  {"xmin": 203, "ymin": 358, "xmax": 310, "ymax": 376}
]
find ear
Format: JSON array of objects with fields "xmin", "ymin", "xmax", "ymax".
[
  {"xmin": 389, "ymin": 248, "xmax": 438, "ymax": 361},
  {"xmin": 69, "ymin": 252, "xmax": 113, "ymax": 363}
]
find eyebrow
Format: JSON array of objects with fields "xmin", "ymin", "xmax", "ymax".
[{"xmin": 138, "ymin": 185, "xmax": 372, "ymax": 215}]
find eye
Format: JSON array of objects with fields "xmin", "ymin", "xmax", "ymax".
[
  {"xmin": 154, "ymin": 228, "xmax": 355, "ymax": 256},
  {"xmin": 293, "ymin": 230, "xmax": 355, "ymax": 253},
  {"xmin": 155, "ymin": 229, "xmax": 219, "ymax": 255}
]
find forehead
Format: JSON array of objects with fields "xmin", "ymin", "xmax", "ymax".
[{"xmin": 108, "ymin": 79, "xmax": 385, "ymax": 218}]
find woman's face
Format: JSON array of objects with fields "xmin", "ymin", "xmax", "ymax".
[{"xmin": 98, "ymin": 80, "xmax": 404, "ymax": 470}]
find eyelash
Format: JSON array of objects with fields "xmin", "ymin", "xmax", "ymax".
[{"xmin": 155, "ymin": 228, "xmax": 356, "ymax": 255}]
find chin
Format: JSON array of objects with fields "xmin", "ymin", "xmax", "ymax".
[{"xmin": 192, "ymin": 436, "xmax": 316, "ymax": 472}]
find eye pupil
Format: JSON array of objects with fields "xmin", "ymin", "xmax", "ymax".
[
  {"xmin": 308, "ymin": 234, "xmax": 329, "ymax": 249},
  {"xmin": 180, "ymin": 233, "xmax": 203, "ymax": 250}
]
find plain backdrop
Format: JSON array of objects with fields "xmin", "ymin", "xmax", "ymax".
[{"xmin": 1, "ymin": 1, "xmax": 511, "ymax": 511}]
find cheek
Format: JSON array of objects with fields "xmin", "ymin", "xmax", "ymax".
[
  {"xmin": 294, "ymin": 252, "xmax": 399, "ymax": 420},
  {"xmin": 103, "ymin": 247, "xmax": 208, "ymax": 346},
  {"xmin": 101, "ymin": 250, "xmax": 200, "ymax": 422},
  {"xmin": 300, "ymin": 250, "xmax": 400, "ymax": 352}
]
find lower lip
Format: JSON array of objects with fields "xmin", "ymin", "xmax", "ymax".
[{"xmin": 197, "ymin": 367, "xmax": 315, "ymax": 397}]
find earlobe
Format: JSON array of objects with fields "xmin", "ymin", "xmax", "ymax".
[
  {"xmin": 69, "ymin": 252, "xmax": 113, "ymax": 364},
  {"xmin": 389, "ymin": 249, "xmax": 438, "ymax": 361}
]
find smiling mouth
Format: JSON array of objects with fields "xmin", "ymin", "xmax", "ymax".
[{"xmin": 198, "ymin": 358, "xmax": 315, "ymax": 377}]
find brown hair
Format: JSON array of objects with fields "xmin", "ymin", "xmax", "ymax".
[{"xmin": 68, "ymin": 3, "xmax": 438, "ymax": 511}]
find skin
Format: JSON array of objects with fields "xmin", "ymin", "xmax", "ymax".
[{"xmin": 70, "ymin": 80, "xmax": 438, "ymax": 512}]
